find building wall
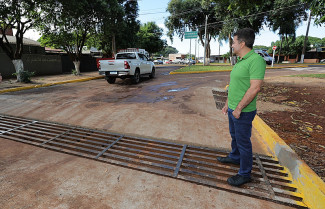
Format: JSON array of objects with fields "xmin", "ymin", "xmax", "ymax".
[
  {"xmin": 0, "ymin": 54, "xmax": 62, "ymax": 79},
  {"xmin": 169, "ymin": 53, "xmax": 186, "ymax": 61}
]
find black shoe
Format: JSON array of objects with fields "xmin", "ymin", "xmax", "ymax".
[
  {"xmin": 227, "ymin": 174, "xmax": 251, "ymax": 186},
  {"xmin": 217, "ymin": 156, "xmax": 240, "ymax": 165}
]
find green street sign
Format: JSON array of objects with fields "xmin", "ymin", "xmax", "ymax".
[{"xmin": 185, "ymin": 31, "xmax": 198, "ymax": 39}]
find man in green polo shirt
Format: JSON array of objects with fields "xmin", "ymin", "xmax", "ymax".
[{"xmin": 217, "ymin": 28, "xmax": 266, "ymax": 186}]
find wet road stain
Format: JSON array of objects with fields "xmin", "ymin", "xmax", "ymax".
[
  {"xmin": 123, "ymin": 95, "xmax": 174, "ymax": 103},
  {"xmin": 153, "ymin": 96, "xmax": 174, "ymax": 103},
  {"xmin": 146, "ymin": 81, "xmax": 177, "ymax": 92},
  {"xmin": 167, "ymin": 87, "xmax": 189, "ymax": 92}
]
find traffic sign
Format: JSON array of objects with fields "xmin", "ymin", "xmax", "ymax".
[
  {"xmin": 185, "ymin": 31, "xmax": 198, "ymax": 39},
  {"xmin": 272, "ymin": 46, "xmax": 277, "ymax": 50}
]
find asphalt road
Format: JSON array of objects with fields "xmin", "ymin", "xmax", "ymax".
[{"xmin": 1, "ymin": 65, "xmax": 315, "ymax": 209}]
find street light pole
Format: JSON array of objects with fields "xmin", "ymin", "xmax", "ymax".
[{"xmin": 203, "ymin": 15, "xmax": 208, "ymax": 66}]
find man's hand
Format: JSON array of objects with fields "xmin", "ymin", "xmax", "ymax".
[
  {"xmin": 222, "ymin": 105, "xmax": 228, "ymax": 115},
  {"xmin": 232, "ymin": 109, "xmax": 241, "ymax": 119}
]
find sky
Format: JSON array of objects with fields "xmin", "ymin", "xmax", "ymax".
[{"xmin": 25, "ymin": 0, "xmax": 325, "ymax": 57}]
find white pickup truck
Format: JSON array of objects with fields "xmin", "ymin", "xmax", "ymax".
[{"xmin": 98, "ymin": 52, "xmax": 155, "ymax": 84}]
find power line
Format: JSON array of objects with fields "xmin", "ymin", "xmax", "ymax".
[{"xmin": 195, "ymin": 3, "xmax": 306, "ymax": 30}]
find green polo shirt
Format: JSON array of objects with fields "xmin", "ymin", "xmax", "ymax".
[{"xmin": 228, "ymin": 50, "xmax": 266, "ymax": 112}]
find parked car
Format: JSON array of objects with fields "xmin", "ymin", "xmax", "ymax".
[
  {"xmin": 255, "ymin": 49, "xmax": 273, "ymax": 65},
  {"xmin": 172, "ymin": 59, "xmax": 182, "ymax": 64},
  {"xmin": 320, "ymin": 59, "xmax": 325, "ymax": 63},
  {"xmin": 98, "ymin": 52, "xmax": 155, "ymax": 84},
  {"xmin": 153, "ymin": 59, "xmax": 163, "ymax": 65}
]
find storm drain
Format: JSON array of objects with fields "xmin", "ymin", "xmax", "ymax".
[{"xmin": 0, "ymin": 114, "xmax": 306, "ymax": 208}]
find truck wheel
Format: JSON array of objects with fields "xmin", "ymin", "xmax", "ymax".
[
  {"xmin": 107, "ymin": 77, "xmax": 116, "ymax": 84},
  {"xmin": 132, "ymin": 69, "xmax": 140, "ymax": 84},
  {"xmin": 149, "ymin": 67, "xmax": 155, "ymax": 79}
]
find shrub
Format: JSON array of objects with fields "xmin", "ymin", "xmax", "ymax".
[{"xmin": 13, "ymin": 71, "xmax": 35, "ymax": 83}]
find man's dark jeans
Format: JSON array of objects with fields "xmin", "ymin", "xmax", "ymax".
[{"xmin": 227, "ymin": 108, "xmax": 256, "ymax": 177}]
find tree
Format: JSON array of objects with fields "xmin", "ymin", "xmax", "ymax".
[
  {"xmin": 308, "ymin": 36, "xmax": 323, "ymax": 47},
  {"xmin": 165, "ymin": 0, "xmax": 223, "ymax": 66},
  {"xmin": 253, "ymin": 45, "xmax": 271, "ymax": 50},
  {"xmin": 86, "ymin": 0, "xmax": 140, "ymax": 58},
  {"xmin": 137, "ymin": 22, "xmax": 166, "ymax": 56},
  {"xmin": 155, "ymin": 46, "xmax": 179, "ymax": 57},
  {"xmin": 267, "ymin": 0, "xmax": 308, "ymax": 63},
  {"xmin": 38, "ymin": 0, "xmax": 114, "ymax": 75},
  {"xmin": 209, "ymin": 0, "xmax": 273, "ymax": 65},
  {"xmin": 0, "ymin": 0, "xmax": 42, "ymax": 82},
  {"xmin": 270, "ymin": 36, "xmax": 311, "ymax": 61},
  {"xmin": 304, "ymin": 0, "xmax": 325, "ymax": 25}
]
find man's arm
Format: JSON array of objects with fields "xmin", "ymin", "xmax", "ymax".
[{"xmin": 232, "ymin": 79, "xmax": 263, "ymax": 119}]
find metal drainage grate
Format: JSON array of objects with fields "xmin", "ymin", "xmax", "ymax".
[{"xmin": 0, "ymin": 114, "xmax": 307, "ymax": 208}]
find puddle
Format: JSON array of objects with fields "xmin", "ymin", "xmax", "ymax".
[
  {"xmin": 160, "ymin": 72, "xmax": 170, "ymax": 75},
  {"xmin": 167, "ymin": 87, "xmax": 189, "ymax": 92},
  {"xmin": 153, "ymin": 96, "xmax": 174, "ymax": 103},
  {"xmin": 122, "ymin": 95, "xmax": 174, "ymax": 103},
  {"xmin": 146, "ymin": 81, "xmax": 177, "ymax": 92}
]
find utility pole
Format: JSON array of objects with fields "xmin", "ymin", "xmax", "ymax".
[
  {"xmin": 195, "ymin": 37, "xmax": 197, "ymax": 62},
  {"xmin": 301, "ymin": 11, "xmax": 312, "ymax": 63},
  {"xmin": 203, "ymin": 15, "xmax": 208, "ymax": 66}
]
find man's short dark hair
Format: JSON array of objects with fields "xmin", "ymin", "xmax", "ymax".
[{"xmin": 233, "ymin": 28, "xmax": 255, "ymax": 49}]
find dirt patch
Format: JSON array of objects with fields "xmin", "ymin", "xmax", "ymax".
[{"xmin": 258, "ymin": 76, "xmax": 325, "ymax": 181}]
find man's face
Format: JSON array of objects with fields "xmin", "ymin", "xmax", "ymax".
[{"xmin": 232, "ymin": 36, "xmax": 244, "ymax": 55}]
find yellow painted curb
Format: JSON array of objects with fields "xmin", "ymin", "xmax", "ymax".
[
  {"xmin": 266, "ymin": 65, "xmax": 308, "ymax": 69},
  {"xmin": 253, "ymin": 115, "xmax": 325, "ymax": 209},
  {"xmin": 0, "ymin": 76, "xmax": 104, "ymax": 94}
]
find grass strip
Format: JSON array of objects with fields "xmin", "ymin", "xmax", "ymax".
[
  {"xmin": 173, "ymin": 65, "xmax": 233, "ymax": 73},
  {"xmin": 290, "ymin": 74, "xmax": 325, "ymax": 78}
]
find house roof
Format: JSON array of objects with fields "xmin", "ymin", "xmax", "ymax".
[{"xmin": 0, "ymin": 35, "xmax": 41, "ymax": 46}]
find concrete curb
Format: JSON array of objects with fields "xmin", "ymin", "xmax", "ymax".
[
  {"xmin": 253, "ymin": 115, "xmax": 325, "ymax": 209},
  {"xmin": 0, "ymin": 76, "xmax": 104, "ymax": 94}
]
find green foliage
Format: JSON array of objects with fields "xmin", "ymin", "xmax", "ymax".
[
  {"xmin": 173, "ymin": 65, "xmax": 233, "ymax": 73},
  {"xmin": 137, "ymin": 22, "xmax": 166, "ymax": 55},
  {"xmin": 165, "ymin": 0, "xmax": 223, "ymax": 59},
  {"xmin": 290, "ymin": 74, "xmax": 325, "ymax": 78},
  {"xmin": 303, "ymin": 0, "xmax": 325, "ymax": 25},
  {"xmin": 12, "ymin": 71, "xmax": 35, "ymax": 83},
  {"xmin": 270, "ymin": 35, "xmax": 311, "ymax": 56},
  {"xmin": 253, "ymin": 45, "xmax": 271, "ymax": 51},
  {"xmin": 38, "ymin": 0, "xmax": 116, "ymax": 62},
  {"xmin": 0, "ymin": 0, "xmax": 43, "ymax": 60},
  {"xmin": 267, "ymin": 0, "xmax": 307, "ymax": 38},
  {"xmin": 71, "ymin": 69, "xmax": 78, "ymax": 76},
  {"xmin": 86, "ymin": 0, "xmax": 140, "ymax": 57},
  {"xmin": 155, "ymin": 46, "xmax": 179, "ymax": 57}
]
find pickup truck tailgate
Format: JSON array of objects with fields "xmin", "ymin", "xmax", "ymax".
[{"xmin": 99, "ymin": 60, "xmax": 126, "ymax": 71}]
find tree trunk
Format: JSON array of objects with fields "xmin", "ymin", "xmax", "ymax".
[
  {"xmin": 229, "ymin": 33, "xmax": 236, "ymax": 65},
  {"xmin": 205, "ymin": 41, "xmax": 211, "ymax": 66},
  {"xmin": 73, "ymin": 61, "xmax": 81, "ymax": 75},
  {"xmin": 112, "ymin": 34, "xmax": 116, "ymax": 58},
  {"xmin": 12, "ymin": 59, "xmax": 24, "ymax": 82}
]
